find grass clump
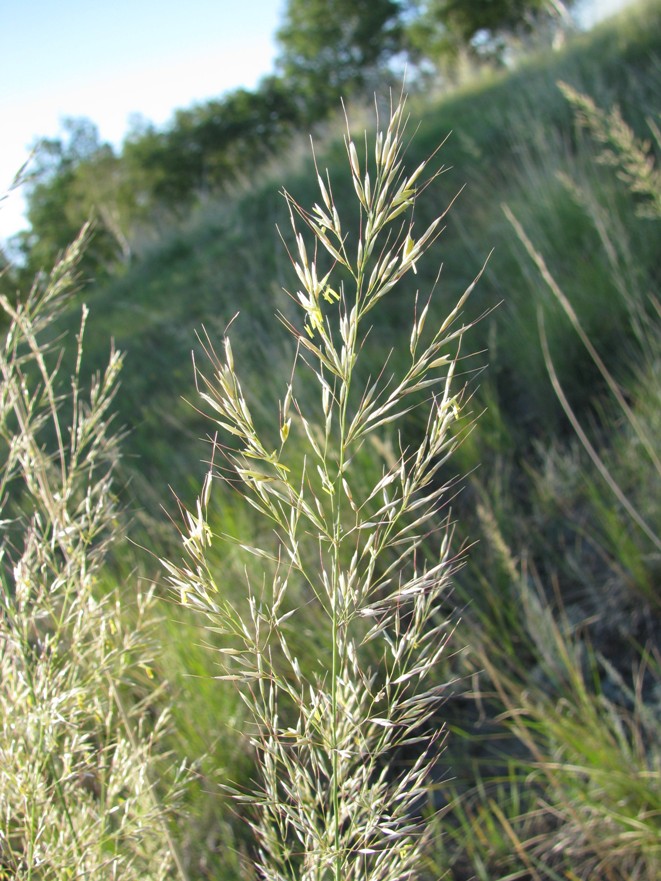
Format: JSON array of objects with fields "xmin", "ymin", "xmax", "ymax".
[
  {"xmin": 428, "ymin": 82, "xmax": 661, "ymax": 881},
  {"xmin": 162, "ymin": 96, "xmax": 483, "ymax": 879},
  {"xmin": 0, "ymin": 227, "xmax": 184, "ymax": 879}
]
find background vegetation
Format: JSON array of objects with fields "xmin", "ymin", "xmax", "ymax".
[
  {"xmin": 1, "ymin": 0, "xmax": 659, "ymax": 878},
  {"xmin": 2, "ymin": 0, "xmax": 580, "ymax": 286}
]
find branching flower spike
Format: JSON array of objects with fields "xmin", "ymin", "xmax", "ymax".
[{"xmin": 164, "ymin": 95, "xmax": 484, "ymax": 881}]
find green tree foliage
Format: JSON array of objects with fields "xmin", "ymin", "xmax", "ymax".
[
  {"xmin": 14, "ymin": 0, "xmax": 580, "ymax": 283},
  {"xmin": 407, "ymin": 0, "xmax": 574, "ymax": 64},
  {"xmin": 19, "ymin": 118, "xmax": 133, "ymax": 279},
  {"xmin": 276, "ymin": 0, "xmax": 404, "ymax": 120},
  {"xmin": 16, "ymin": 78, "xmax": 303, "ymax": 283},
  {"xmin": 123, "ymin": 76, "xmax": 302, "ymax": 212}
]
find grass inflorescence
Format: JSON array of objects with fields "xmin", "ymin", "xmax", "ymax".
[
  {"xmin": 161, "ymin": 96, "xmax": 482, "ymax": 880},
  {"xmin": 0, "ymin": 227, "xmax": 185, "ymax": 880}
]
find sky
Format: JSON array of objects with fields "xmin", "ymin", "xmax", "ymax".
[{"xmin": 0, "ymin": 0, "xmax": 631, "ymax": 245}]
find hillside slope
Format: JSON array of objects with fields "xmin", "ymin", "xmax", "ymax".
[
  {"xmin": 54, "ymin": 4, "xmax": 661, "ymax": 877},
  {"xmin": 74, "ymin": 1, "xmax": 660, "ymax": 509}
]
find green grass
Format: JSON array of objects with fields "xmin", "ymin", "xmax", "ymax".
[
  {"xmin": 65, "ymin": 0, "xmax": 659, "ymax": 504},
  {"xmin": 8, "ymin": 1, "xmax": 660, "ymax": 877}
]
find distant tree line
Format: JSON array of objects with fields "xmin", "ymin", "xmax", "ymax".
[{"xmin": 2, "ymin": 0, "xmax": 575, "ymax": 290}]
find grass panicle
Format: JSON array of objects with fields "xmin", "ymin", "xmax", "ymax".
[
  {"xmin": 0, "ymin": 228, "xmax": 185, "ymax": 880},
  {"xmin": 162, "ymin": 95, "xmax": 481, "ymax": 880},
  {"xmin": 2, "ymin": 9, "xmax": 659, "ymax": 876}
]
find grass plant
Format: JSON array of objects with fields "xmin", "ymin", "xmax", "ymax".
[
  {"xmin": 428, "ymin": 82, "xmax": 661, "ymax": 881},
  {"xmin": 162, "ymin": 96, "xmax": 484, "ymax": 879},
  {"xmin": 0, "ymin": 226, "xmax": 184, "ymax": 879}
]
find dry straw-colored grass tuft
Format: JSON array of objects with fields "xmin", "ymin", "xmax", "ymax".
[{"xmin": 0, "ymin": 226, "xmax": 185, "ymax": 880}]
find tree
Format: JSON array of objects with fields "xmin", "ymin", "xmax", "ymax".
[
  {"xmin": 406, "ymin": 0, "xmax": 575, "ymax": 66},
  {"xmin": 123, "ymin": 76, "xmax": 302, "ymax": 214},
  {"xmin": 276, "ymin": 0, "xmax": 404, "ymax": 121},
  {"xmin": 21, "ymin": 118, "xmax": 132, "ymax": 277}
]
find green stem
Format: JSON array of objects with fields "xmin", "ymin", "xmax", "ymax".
[
  {"xmin": 329, "ymin": 236, "xmax": 369, "ymax": 879},
  {"xmin": 330, "ymin": 416, "xmax": 348, "ymax": 880}
]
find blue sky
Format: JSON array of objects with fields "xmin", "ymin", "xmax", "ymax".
[
  {"xmin": 0, "ymin": 0, "xmax": 284, "ymax": 240},
  {"xmin": 0, "ymin": 0, "xmax": 630, "ymax": 243}
]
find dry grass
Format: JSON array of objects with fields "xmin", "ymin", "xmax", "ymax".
[{"xmin": 0, "ymin": 226, "xmax": 185, "ymax": 879}]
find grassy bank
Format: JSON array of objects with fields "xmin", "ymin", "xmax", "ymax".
[{"xmin": 3, "ymin": 1, "xmax": 660, "ymax": 878}]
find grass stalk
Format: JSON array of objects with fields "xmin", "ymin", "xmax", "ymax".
[
  {"xmin": 163, "ymin": 93, "xmax": 482, "ymax": 879},
  {"xmin": 0, "ymin": 227, "xmax": 182, "ymax": 879}
]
